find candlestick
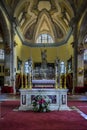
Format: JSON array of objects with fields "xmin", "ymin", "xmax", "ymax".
[
  {"xmin": 25, "ymin": 75, "xmax": 28, "ymax": 89},
  {"xmin": 29, "ymin": 73, "xmax": 32, "ymax": 89},
  {"xmin": 21, "ymin": 64, "xmax": 24, "ymax": 89}
]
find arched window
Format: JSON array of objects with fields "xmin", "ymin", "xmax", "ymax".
[{"xmin": 36, "ymin": 34, "xmax": 54, "ymax": 44}]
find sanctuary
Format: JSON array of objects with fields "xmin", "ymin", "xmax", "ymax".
[{"xmin": 19, "ymin": 52, "xmax": 70, "ymax": 111}]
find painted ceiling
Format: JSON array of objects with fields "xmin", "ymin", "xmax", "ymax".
[{"xmin": 1, "ymin": 0, "xmax": 87, "ymax": 47}]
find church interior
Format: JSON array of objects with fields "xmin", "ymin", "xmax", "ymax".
[
  {"xmin": 0, "ymin": 0, "xmax": 87, "ymax": 129},
  {"xmin": 0, "ymin": 0, "xmax": 87, "ymax": 94}
]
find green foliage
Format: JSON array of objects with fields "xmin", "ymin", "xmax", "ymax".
[{"xmin": 32, "ymin": 95, "xmax": 51, "ymax": 112}]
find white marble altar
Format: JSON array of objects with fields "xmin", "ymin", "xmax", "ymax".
[{"xmin": 19, "ymin": 88, "xmax": 70, "ymax": 111}]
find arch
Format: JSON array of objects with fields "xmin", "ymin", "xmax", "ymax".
[
  {"xmin": 78, "ymin": 9, "xmax": 87, "ymax": 44},
  {"xmin": 0, "ymin": 6, "xmax": 10, "ymax": 43},
  {"xmin": 33, "ymin": 9, "xmax": 56, "ymax": 43}
]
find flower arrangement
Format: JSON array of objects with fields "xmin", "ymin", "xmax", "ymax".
[{"xmin": 32, "ymin": 95, "xmax": 51, "ymax": 112}]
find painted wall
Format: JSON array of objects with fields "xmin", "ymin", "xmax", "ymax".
[{"xmin": 15, "ymin": 35, "xmax": 73, "ymax": 69}]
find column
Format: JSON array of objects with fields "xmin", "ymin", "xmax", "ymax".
[
  {"xmin": 72, "ymin": 23, "xmax": 78, "ymax": 94},
  {"xmin": 28, "ymin": 58, "xmax": 32, "ymax": 89},
  {"xmin": 10, "ymin": 23, "xmax": 16, "ymax": 94},
  {"xmin": 77, "ymin": 52, "xmax": 84, "ymax": 87},
  {"xmin": 29, "ymin": 73, "xmax": 32, "ymax": 89},
  {"xmin": 64, "ymin": 63, "xmax": 66, "ymax": 89},
  {"xmin": 4, "ymin": 25, "xmax": 14, "ymax": 94},
  {"xmin": 55, "ymin": 66, "xmax": 58, "ymax": 89},
  {"xmin": 21, "ymin": 64, "xmax": 24, "ymax": 89}
]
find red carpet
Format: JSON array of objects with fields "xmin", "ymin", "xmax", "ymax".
[
  {"xmin": 0, "ymin": 101, "xmax": 87, "ymax": 130},
  {"xmin": 68, "ymin": 101, "xmax": 87, "ymax": 114},
  {"xmin": 0, "ymin": 101, "xmax": 20, "ymax": 117},
  {"xmin": 68, "ymin": 101, "xmax": 87, "ymax": 113},
  {"xmin": 77, "ymin": 105, "xmax": 87, "ymax": 114}
]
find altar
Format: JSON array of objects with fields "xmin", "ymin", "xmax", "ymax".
[
  {"xmin": 19, "ymin": 88, "xmax": 70, "ymax": 111},
  {"xmin": 32, "ymin": 79, "xmax": 55, "ymax": 88},
  {"xmin": 19, "ymin": 54, "xmax": 70, "ymax": 111}
]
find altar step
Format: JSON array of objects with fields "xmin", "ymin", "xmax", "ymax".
[
  {"xmin": 0, "ymin": 93, "xmax": 87, "ymax": 102},
  {"xmin": 68, "ymin": 94, "xmax": 87, "ymax": 101}
]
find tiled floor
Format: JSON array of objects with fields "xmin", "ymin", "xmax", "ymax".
[
  {"xmin": 0, "ymin": 93, "xmax": 20, "ymax": 101},
  {"xmin": 68, "ymin": 94, "xmax": 87, "ymax": 101}
]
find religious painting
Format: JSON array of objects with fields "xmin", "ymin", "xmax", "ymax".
[
  {"xmin": 31, "ymin": 95, "xmax": 56, "ymax": 104},
  {"xmin": 48, "ymin": 95, "xmax": 56, "ymax": 104}
]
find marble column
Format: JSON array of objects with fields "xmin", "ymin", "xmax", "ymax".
[
  {"xmin": 72, "ymin": 23, "xmax": 78, "ymax": 94},
  {"xmin": 10, "ymin": 23, "xmax": 17, "ymax": 94},
  {"xmin": 4, "ymin": 23, "xmax": 16, "ymax": 94},
  {"xmin": 4, "ymin": 27, "xmax": 12, "ymax": 88},
  {"xmin": 77, "ymin": 54, "xmax": 84, "ymax": 87}
]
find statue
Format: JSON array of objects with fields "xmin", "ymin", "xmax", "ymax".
[
  {"xmin": 41, "ymin": 49, "xmax": 47, "ymax": 72},
  {"xmin": 41, "ymin": 49, "xmax": 47, "ymax": 62}
]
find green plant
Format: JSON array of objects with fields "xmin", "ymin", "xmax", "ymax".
[{"xmin": 32, "ymin": 95, "xmax": 51, "ymax": 112}]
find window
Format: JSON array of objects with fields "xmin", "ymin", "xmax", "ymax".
[
  {"xmin": 85, "ymin": 38, "xmax": 87, "ymax": 43},
  {"xmin": 36, "ymin": 34, "xmax": 54, "ymax": 44},
  {"xmin": 60, "ymin": 61, "xmax": 66, "ymax": 74},
  {"xmin": 24, "ymin": 61, "xmax": 29, "ymax": 73},
  {"xmin": 0, "ymin": 49, "xmax": 4, "ymax": 60},
  {"xmin": 24, "ymin": 59, "xmax": 32, "ymax": 74},
  {"xmin": 84, "ymin": 50, "xmax": 87, "ymax": 60}
]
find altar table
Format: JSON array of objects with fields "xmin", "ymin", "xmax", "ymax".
[{"xmin": 19, "ymin": 88, "xmax": 70, "ymax": 111}]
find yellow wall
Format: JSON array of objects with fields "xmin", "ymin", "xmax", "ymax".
[
  {"xmin": 15, "ymin": 34, "xmax": 73, "ymax": 68},
  {"xmin": 31, "ymin": 35, "xmax": 73, "ymax": 63},
  {"xmin": 15, "ymin": 35, "xmax": 32, "ymax": 61},
  {"xmin": 0, "ymin": 43, "xmax": 4, "ymax": 49}
]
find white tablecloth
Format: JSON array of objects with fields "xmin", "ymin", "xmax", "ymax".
[{"xmin": 32, "ymin": 79, "xmax": 55, "ymax": 84}]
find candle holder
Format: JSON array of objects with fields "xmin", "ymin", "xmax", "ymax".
[
  {"xmin": 29, "ymin": 73, "xmax": 32, "ymax": 89},
  {"xmin": 21, "ymin": 64, "xmax": 24, "ymax": 89},
  {"xmin": 60, "ymin": 76, "xmax": 62, "ymax": 89},
  {"xmin": 55, "ymin": 74, "xmax": 58, "ymax": 89},
  {"xmin": 64, "ymin": 74, "xmax": 66, "ymax": 89},
  {"xmin": 21, "ymin": 74, "xmax": 24, "ymax": 89},
  {"xmin": 25, "ymin": 75, "xmax": 28, "ymax": 89}
]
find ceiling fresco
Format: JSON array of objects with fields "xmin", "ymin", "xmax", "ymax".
[{"xmin": 2, "ymin": 0, "xmax": 87, "ymax": 47}]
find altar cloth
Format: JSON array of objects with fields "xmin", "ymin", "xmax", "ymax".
[{"xmin": 32, "ymin": 79, "xmax": 55, "ymax": 84}]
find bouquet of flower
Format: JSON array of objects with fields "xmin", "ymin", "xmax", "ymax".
[{"xmin": 32, "ymin": 95, "xmax": 51, "ymax": 112}]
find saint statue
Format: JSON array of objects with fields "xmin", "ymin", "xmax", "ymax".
[
  {"xmin": 41, "ymin": 49, "xmax": 47, "ymax": 61},
  {"xmin": 41, "ymin": 49, "xmax": 47, "ymax": 70}
]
